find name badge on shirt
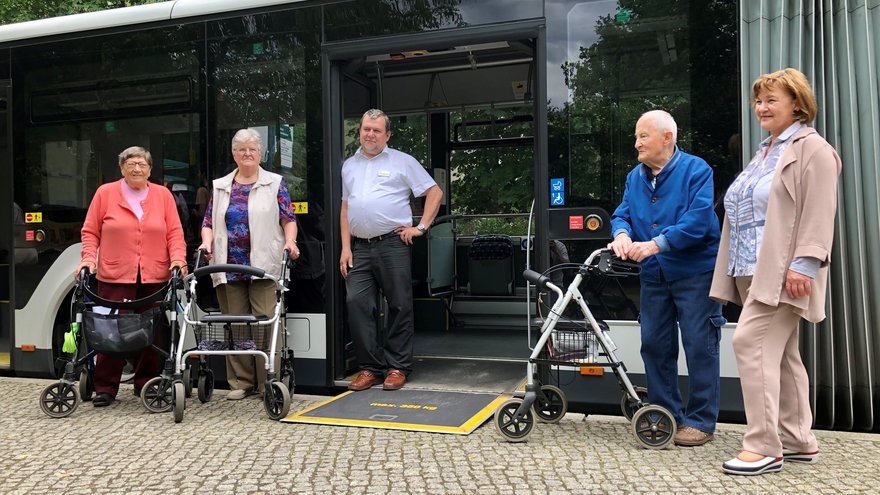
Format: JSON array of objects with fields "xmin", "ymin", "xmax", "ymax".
[{"xmin": 377, "ymin": 170, "xmax": 390, "ymax": 177}]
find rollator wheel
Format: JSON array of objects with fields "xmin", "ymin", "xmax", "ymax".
[
  {"xmin": 281, "ymin": 355, "xmax": 295, "ymax": 393},
  {"xmin": 78, "ymin": 369, "xmax": 94, "ymax": 402},
  {"xmin": 534, "ymin": 385, "xmax": 567, "ymax": 424},
  {"xmin": 172, "ymin": 382, "xmax": 185, "ymax": 423},
  {"xmin": 620, "ymin": 386, "xmax": 649, "ymax": 421},
  {"xmin": 631, "ymin": 404, "xmax": 676, "ymax": 449},
  {"xmin": 493, "ymin": 398, "xmax": 534, "ymax": 442},
  {"xmin": 197, "ymin": 370, "xmax": 214, "ymax": 403},
  {"xmin": 142, "ymin": 376, "xmax": 173, "ymax": 413},
  {"xmin": 39, "ymin": 382, "xmax": 79, "ymax": 418},
  {"xmin": 263, "ymin": 381, "xmax": 291, "ymax": 421},
  {"xmin": 182, "ymin": 367, "xmax": 193, "ymax": 398}
]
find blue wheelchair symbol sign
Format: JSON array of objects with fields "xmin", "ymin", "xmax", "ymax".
[{"xmin": 550, "ymin": 178, "xmax": 565, "ymax": 206}]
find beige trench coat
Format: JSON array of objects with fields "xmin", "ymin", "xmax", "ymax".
[{"xmin": 710, "ymin": 127, "xmax": 842, "ymax": 323}]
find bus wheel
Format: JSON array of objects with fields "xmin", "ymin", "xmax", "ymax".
[{"xmin": 39, "ymin": 382, "xmax": 79, "ymax": 418}]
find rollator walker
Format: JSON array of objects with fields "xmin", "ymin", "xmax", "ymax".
[
  {"xmin": 169, "ymin": 249, "xmax": 295, "ymax": 422},
  {"xmin": 493, "ymin": 248, "xmax": 676, "ymax": 449},
  {"xmin": 39, "ymin": 266, "xmax": 184, "ymax": 418}
]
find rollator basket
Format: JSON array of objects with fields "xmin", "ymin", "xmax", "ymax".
[{"xmin": 82, "ymin": 307, "xmax": 161, "ymax": 359}]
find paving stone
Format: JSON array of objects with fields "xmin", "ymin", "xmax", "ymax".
[{"xmin": 5, "ymin": 377, "xmax": 880, "ymax": 493}]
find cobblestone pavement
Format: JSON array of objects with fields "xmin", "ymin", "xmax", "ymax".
[{"xmin": 3, "ymin": 377, "xmax": 878, "ymax": 494}]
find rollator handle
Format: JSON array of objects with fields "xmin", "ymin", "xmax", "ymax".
[
  {"xmin": 523, "ymin": 269, "xmax": 552, "ymax": 291},
  {"xmin": 193, "ymin": 264, "xmax": 266, "ymax": 278},
  {"xmin": 597, "ymin": 250, "xmax": 641, "ymax": 276},
  {"xmin": 281, "ymin": 249, "xmax": 292, "ymax": 282},
  {"xmin": 193, "ymin": 248, "xmax": 208, "ymax": 269}
]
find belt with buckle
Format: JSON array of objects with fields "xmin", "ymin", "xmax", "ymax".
[{"xmin": 354, "ymin": 231, "xmax": 397, "ymax": 244}]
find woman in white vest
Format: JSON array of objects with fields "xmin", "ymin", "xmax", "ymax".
[{"xmin": 198, "ymin": 128, "xmax": 300, "ymax": 400}]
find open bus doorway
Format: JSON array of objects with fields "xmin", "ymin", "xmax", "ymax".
[{"xmin": 324, "ymin": 24, "xmax": 545, "ymax": 393}]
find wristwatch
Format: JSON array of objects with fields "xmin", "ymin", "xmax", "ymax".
[{"xmin": 416, "ymin": 223, "xmax": 427, "ymax": 233}]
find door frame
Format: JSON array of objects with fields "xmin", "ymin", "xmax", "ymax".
[
  {"xmin": 0, "ymin": 80, "xmax": 12, "ymax": 371},
  {"xmin": 321, "ymin": 19, "xmax": 549, "ymax": 380}
]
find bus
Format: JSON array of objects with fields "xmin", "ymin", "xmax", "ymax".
[{"xmin": 0, "ymin": 0, "xmax": 875, "ymax": 430}]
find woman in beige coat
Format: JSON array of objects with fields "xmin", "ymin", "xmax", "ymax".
[{"xmin": 710, "ymin": 68, "xmax": 841, "ymax": 475}]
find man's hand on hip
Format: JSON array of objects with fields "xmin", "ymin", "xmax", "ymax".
[{"xmin": 396, "ymin": 226, "xmax": 423, "ymax": 245}]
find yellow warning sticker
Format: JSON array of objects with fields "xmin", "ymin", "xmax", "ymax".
[
  {"xmin": 292, "ymin": 202, "xmax": 308, "ymax": 214},
  {"xmin": 24, "ymin": 212, "xmax": 43, "ymax": 223}
]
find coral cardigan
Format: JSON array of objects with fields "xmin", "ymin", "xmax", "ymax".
[
  {"xmin": 81, "ymin": 179, "xmax": 187, "ymax": 284},
  {"xmin": 710, "ymin": 127, "xmax": 841, "ymax": 323}
]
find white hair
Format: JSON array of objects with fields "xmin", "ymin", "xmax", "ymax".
[
  {"xmin": 231, "ymin": 128, "xmax": 263, "ymax": 153},
  {"xmin": 639, "ymin": 110, "xmax": 678, "ymax": 143}
]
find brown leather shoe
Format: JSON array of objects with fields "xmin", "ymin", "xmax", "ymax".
[
  {"xmin": 348, "ymin": 370, "xmax": 383, "ymax": 391},
  {"xmin": 673, "ymin": 426, "xmax": 714, "ymax": 446},
  {"xmin": 383, "ymin": 369, "xmax": 406, "ymax": 390}
]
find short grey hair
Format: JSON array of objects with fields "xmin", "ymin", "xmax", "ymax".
[
  {"xmin": 118, "ymin": 146, "xmax": 152, "ymax": 167},
  {"xmin": 362, "ymin": 109, "xmax": 391, "ymax": 133},
  {"xmin": 231, "ymin": 128, "xmax": 263, "ymax": 153},
  {"xmin": 639, "ymin": 110, "xmax": 678, "ymax": 143}
]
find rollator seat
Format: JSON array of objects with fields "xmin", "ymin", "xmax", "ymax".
[
  {"xmin": 468, "ymin": 234, "xmax": 514, "ymax": 296},
  {"xmin": 200, "ymin": 314, "xmax": 269, "ymax": 324}
]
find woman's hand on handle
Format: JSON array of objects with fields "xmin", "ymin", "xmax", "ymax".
[
  {"xmin": 284, "ymin": 239, "xmax": 300, "ymax": 260},
  {"xmin": 74, "ymin": 260, "xmax": 95, "ymax": 281},
  {"xmin": 170, "ymin": 260, "xmax": 188, "ymax": 277},
  {"xmin": 197, "ymin": 242, "xmax": 213, "ymax": 262}
]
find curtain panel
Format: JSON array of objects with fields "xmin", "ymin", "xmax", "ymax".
[{"xmin": 740, "ymin": 0, "xmax": 880, "ymax": 431}]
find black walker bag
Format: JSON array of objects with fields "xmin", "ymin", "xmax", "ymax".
[{"xmin": 83, "ymin": 307, "xmax": 161, "ymax": 358}]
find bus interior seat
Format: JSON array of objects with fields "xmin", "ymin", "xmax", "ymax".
[{"xmin": 467, "ymin": 234, "xmax": 514, "ymax": 296}]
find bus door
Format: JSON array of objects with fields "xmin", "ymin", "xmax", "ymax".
[
  {"xmin": 323, "ymin": 21, "xmax": 548, "ymax": 387},
  {"xmin": 0, "ymin": 80, "xmax": 11, "ymax": 371}
]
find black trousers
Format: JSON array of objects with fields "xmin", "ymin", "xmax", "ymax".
[{"xmin": 346, "ymin": 235, "xmax": 413, "ymax": 375}]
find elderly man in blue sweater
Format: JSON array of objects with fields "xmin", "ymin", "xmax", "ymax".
[{"xmin": 609, "ymin": 109, "xmax": 725, "ymax": 447}]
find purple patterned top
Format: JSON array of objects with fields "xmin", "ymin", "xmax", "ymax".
[{"xmin": 203, "ymin": 178, "xmax": 296, "ymax": 281}]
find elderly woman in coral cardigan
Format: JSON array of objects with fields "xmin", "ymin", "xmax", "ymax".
[{"xmin": 76, "ymin": 146, "xmax": 187, "ymax": 407}]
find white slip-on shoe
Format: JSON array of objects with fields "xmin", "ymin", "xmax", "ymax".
[
  {"xmin": 722, "ymin": 455, "xmax": 784, "ymax": 476},
  {"xmin": 782, "ymin": 449, "xmax": 820, "ymax": 464}
]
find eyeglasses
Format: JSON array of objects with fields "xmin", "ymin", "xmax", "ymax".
[
  {"xmin": 123, "ymin": 161, "xmax": 151, "ymax": 169},
  {"xmin": 234, "ymin": 147, "xmax": 260, "ymax": 155}
]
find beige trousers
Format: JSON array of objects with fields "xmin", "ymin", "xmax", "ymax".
[
  {"xmin": 732, "ymin": 276, "xmax": 819, "ymax": 457},
  {"xmin": 216, "ymin": 279, "xmax": 280, "ymax": 394}
]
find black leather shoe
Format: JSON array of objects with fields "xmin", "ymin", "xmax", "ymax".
[
  {"xmin": 93, "ymin": 393, "xmax": 114, "ymax": 407},
  {"xmin": 133, "ymin": 388, "xmax": 142, "ymax": 397}
]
